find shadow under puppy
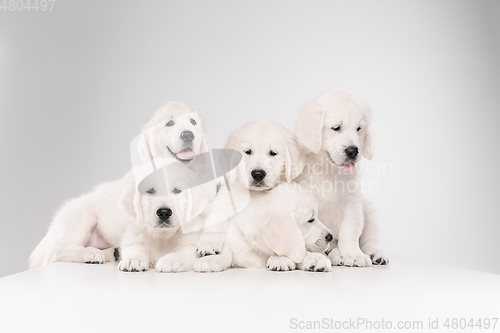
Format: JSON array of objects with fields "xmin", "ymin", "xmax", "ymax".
[
  {"xmin": 193, "ymin": 182, "xmax": 333, "ymax": 272},
  {"xmin": 118, "ymin": 164, "xmax": 217, "ymax": 273}
]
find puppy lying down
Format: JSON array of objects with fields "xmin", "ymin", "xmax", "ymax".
[
  {"xmin": 193, "ymin": 182, "xmax": 334, "ymax": 272},
  {"xmin": 118, "ymin": 161, "xmax": 218, "ymax": 273},
  {"xmin": 29, "ymin": 102, "xmax": 209, "ymax": 269}
]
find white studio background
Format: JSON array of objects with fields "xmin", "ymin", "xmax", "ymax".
[{"xmin": 1, "ymin": 0, "xmax": 499, "ymax": 277}]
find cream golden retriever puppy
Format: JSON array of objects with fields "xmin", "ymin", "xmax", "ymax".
[
  {"xmin": 193, "ymin": 121, "xmax": 333, "ymax": 272},
  {"xmin": 29, "ymin": 171, "xmax": 135, "ymax": 268},
  {"xmin": 193, "ymin": 182, "xmax": 333, "ymax": 272},
  {"xmin": 137, "ymin": 101, "xmax": 209, "ymax": 164},
  {"xmin": 195, "ymin": 121, "xmax": 306, "ymax": 257},
  {"xmin": 118, "ymin": 166, "xmax": 217, "ymax": 272},
  {"xmin": 295, "ymin": 90, "xmax": 389, "ymax": 267},
  {"xmin": 29, "ymin": 102, "xmax": 209, "ymax": 268}
]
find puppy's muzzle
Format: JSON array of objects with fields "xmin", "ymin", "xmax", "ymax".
[
  {"xmin": 180, "ymin": 130, "xmax": 194, "ymax": 143},
  {"xmin": 156, "ymin": 208, "xmax": 173, "ymax": 221},
  {"xmin": 251, "ymin": 169, "xmax": 266, "ymax": 182}
]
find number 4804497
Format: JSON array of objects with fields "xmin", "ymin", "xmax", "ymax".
[
  {"xmin": 443, "ymin": 318, "xmax": 498, "ymax": 330},
  {"xmin": 1, "ymin": 0, "xmax": 56, "ymax": 11}
]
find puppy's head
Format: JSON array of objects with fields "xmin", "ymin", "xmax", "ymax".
[
  {"xmin": 292, "ymin": 193, "xmax": 332, "ymax": 254},
  {"xmin": 295, "ymin": 90, "xmax": 374, "ymax": 170},
  {"xmin": 262, "ymin": 183, "xmax": 333, "ymax": 262},
  {"xmin": 138, "ymin": 102, "xmax": 209, "ymax": 164},
  {"xmin": 121, "ymin": 169, "xmax": 210, "ymax": 235},
  {"xmin": 224, "ymin": 121, "xmax": 304, "ymax": 191}
]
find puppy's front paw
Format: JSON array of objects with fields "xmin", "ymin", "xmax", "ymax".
[
  {"xmin": 266, "ymin": 256, "xmax": 296, "ymax": 271},
  {"xmin": 368, "ymin": 250, "xmax": 389, "ymax": 265},
  {"xmin": 118, "ymin": 256, "xmax": 149, "ymax": 272},
  {"xmin": 156, "ymin": 253, "xmax": 192, "ymax": 273},
  {"xmin": 193, "ymin": 255, "xmax": 228, "ymax": 273},
  {"xmin": 341, "ymin": 250, "xmax": 372, "ymax": 267},
  {"xmin": 327, "ymin": 248, "xmax": 342, "ymax": 266},
  {"xmin": 83, "ymin": 247, "xmax": 105, "ymax": 264},
  {"xmin": 196, "ymin": 235, "xmax": 225, "ymax": 257},
  {"xmin": 301, "ymin": 253, "xmax": 331, "ymax": 272}
]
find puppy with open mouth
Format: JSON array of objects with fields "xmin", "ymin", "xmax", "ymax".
[
  {"xmin": 28, "ymin": 102, "xmax": 212, "ymax": 269},
  {"xmin": 295, "ymin": 89, "xmax": 389, "ymax": 267},
  {"xmin": 137, "ymin": 101, "xmax": 209, "ymax": 166}
]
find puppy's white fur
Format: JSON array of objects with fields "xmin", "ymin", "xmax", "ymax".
[
  {"xmin": 137, "ymin": 102, "xmax": 209, "ymax": 164},
  {"xmin": 294, "ymin": 89, "xmax": 388, "ymax": 267},
  {"xmin": 193, "ymin": 121, "xmax": 332, "ymax": 272},
  {"xmin": 118, "ymin": 171, "xmax": 217, "ymax": 273},
  {"xmin": 195, "ymin": 121, "xmax": 305, "ymax": 257},
  {"xmin": 29, "ymin": 171, "xmax": 136, "ymax": 268},
  {"xmin": 193, "ymin": 183, "xmax": 332, "ymax": 273},
  {"xmin": 29, "ymin": 102, "xmax": 210, "ymax": 269}
]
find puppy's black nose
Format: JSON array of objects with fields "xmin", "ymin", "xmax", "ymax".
[
  {"xmin": 345, "ymin": 146, "xmax": 359, "ymax": 159},
  {"xmin": 325, "ymin": 233, "xmax": 333, "ymax": 243},
  {"xmin": 156, "ymin": 208, "xmax": 172, "ymax": 220},
  {"xmin": 251, "ymin": 169, "xmax": 266, "ymax": 182},
  {"xmin": 180, "ymin": 131, "xmax": 194, "ymax": 143}
]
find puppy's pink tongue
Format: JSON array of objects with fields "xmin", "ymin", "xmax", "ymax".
[
  {"xmin": 177, "ymin": 148, "xmax": 194, "ymax": 160},
  {"xmin": 342, "ymin": 161, "xmax": 355, "ymax": 170}
]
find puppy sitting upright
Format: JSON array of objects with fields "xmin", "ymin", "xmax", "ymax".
[{"xmin": 295, "ymin": 90, "xmax": 389, "ymax": 267}]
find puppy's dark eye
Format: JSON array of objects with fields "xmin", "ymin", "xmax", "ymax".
[
  {"xmin": 357, "ymin": 126, "xmax": 361, "ymax": 132},
  {"xmin": 166, "ymin": 120, "xmax": 174, "ymax": 127},
  {"xmin": 270, "ymin": 150, "xmax": 277, "ymax": 156},
  {"xmin": 173, "ymin": 188, "xmax": 182, "ymax": 194},
  {"xmin": 244, "ymin": 149, "xmax": 251, "ymax": 155},
  {"xmin": 332, "ymin": 126, "xmax": 341, "ymax": 132},
  {"xmin": 190, "ymin": 119, "xmax": 197, "ymax": 125},
  {"xmin": 146, "ymin": 187, "xmax": 155, "ymax": 195},
  {"xmin": 308, "ymin": 218, "xmax": 315, "ymax": 223}
]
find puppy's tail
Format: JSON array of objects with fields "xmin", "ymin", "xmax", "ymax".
[{"xmin": 28, "ymin": 234, "xmax": 51, "ymax": 269}]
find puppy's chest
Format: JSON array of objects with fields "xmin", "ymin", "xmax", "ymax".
[{"xmin": 318, "ymin": 196, "xmax": 343, "ymax": 233}]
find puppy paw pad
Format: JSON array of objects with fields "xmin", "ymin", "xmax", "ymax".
[{"xmin": 267, "ymin": 256, "xmax": 296, "ymax": 272}]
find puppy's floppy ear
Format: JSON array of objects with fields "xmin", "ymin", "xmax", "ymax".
[
  {"xmin": 226, "ymin": 154, "xmax": 245, "ymax": 184},
  {"xmin": 262, "ymin": 209, "xmax": 306, "ymax": 263},
  {"xmin": 222, "ymin": 133, "xmax": 245, "ymax": 184},
  {"xmin": 198, "ymin": 116, "xmax": 210, "ymax": 155},
  {"xmin": 284, "ymin": 135, "xmax": 305, "ymax": 183},
  {"xmin": 192, "ymin": 113, "xmax": 210, "ymax": 165},
  {"xmin": 184, "ymin": 186, "xmax": 210, "ymax": 224},
  {"xmin": 137, "ymin": 126, "xmax": 158, "ymax": 162},
  {"xmin": 295, "ymin": 102, "xmax": 324, "ymax": 154},
  {"xmin": 362, "ymin": 121, "xmax": 375, "ymax": 160},
  {"xmin": 121, "ymin": 173, "xmax": 142, "ymax": 223},
  {"xmin": 174, "ymin": 185, "xmax": 210, "ymax": 231}
]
